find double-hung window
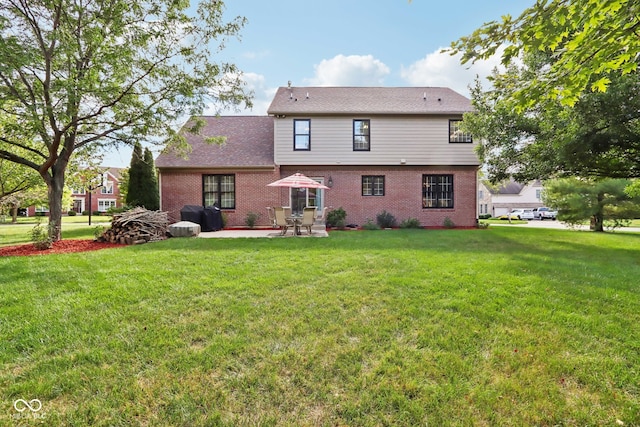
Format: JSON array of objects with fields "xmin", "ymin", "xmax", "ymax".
[
  {"xmin": 362, "ymin": 175, "xmax": 384, "ymax": 196},
  {"xmin": 449, "ymin": 119, "xmax": 472, "ymax": 143},
  {"xmin": 294, "ymin": 119, "xmax": 311, "ymax": 150},
  {"xmin": 203, "ymin": 174, "xmax": 235, "ymax": 209},
  {"xmin": 353, "ymin": 119, "xmax": 370, "ymax": 151},
  {"xmin": 422, "ymin": 174, "xmax": 454, "ymax": 208}
]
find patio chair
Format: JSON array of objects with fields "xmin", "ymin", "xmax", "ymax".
[
  {"xmin": 274, "ymin": 207, "xmax": 294, "ymax": 235},
  {"xmin": 266, "ymin": 207, "xmax": 277, "ymax": 228},
  {"xmin": 300, "ymin": 206, "xmax": 317, "ymax": 235},
  {"xmin": 315, "ymin": 207, "xmax": 328, "ymax": 224}
]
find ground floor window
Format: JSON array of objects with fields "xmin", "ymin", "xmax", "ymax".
[
  {"xmin": 422, "ymin": 174, "xmax": 454, "ymax": 208},
  {"xmin": 362, "ymin": 175, "xmax": 385, "ymax": 196},
  {"xmin": 98, "ymin": 199, "xmax": 117, "ymax": 212},
  {"xmin": 203, "ymin": 174, "xmax": 235, "ymax": 209}
]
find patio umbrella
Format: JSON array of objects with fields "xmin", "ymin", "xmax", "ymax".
[
  {"xmin": 267, "ymin": 173, "xmax": 330, "ymax": 190},
  {"xmin": 268, "ymin": 173, "xmax": 329, "ymax": 215}
]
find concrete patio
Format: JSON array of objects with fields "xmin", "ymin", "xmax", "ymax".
[{"xmin": 198, "ymin": 224, "xmax": 328, "ymax": 238}]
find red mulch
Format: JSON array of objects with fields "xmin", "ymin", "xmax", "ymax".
[{"xmin": 0, "ymin": 239, "xmax": 123, "ymax": 257}]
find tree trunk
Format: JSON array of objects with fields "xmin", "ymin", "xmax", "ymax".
[
  {"xmin": 592, "ymin": 213, "xmax": 604, "ymax": 232},
  {"xmin": 11, "ymin": 204, "xmax": 18, "ymax": 223},
  {"xmin": 45, "ymin": 161, "xmax": 69, "ymax": 242}
]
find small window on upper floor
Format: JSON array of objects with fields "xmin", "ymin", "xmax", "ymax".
[
  {"xmin": 294, "ymin": 119, "xmax": 311, "ymax": 150},
  {"xmin": 449, "ymin": 119, "xmax": 472, "ymax": 143},
  {"xmin": 353, "ymin": 119, "xmax": 370, "ymax": 151}
]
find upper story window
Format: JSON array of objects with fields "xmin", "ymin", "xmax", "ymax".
[
  {"xmin": 203, "ymin": 174, "xmax": 235, "ymax": 209},
  {"xmin": 449, "ymin": 119, "xmax": 472, "ymax": 143},
  {"xmin": 362, "ymin": 175, "xmax": 384, "ymax": 196},
  {"xmin": 294, "ymin": 119, "xmax": 310, "ymax": 150},
  {"xmin": 353, "ymin": 119, "xmax": 370, "ymax": 151},
  {"xmin": 422, "ymin": 174, "xmax": 454, "ymax": 208},
  {"xmin": 100, "ymin": 181, "xmax": 114, "ymax": 194}
]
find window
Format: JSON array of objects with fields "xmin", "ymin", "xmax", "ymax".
[
  {"xmin": 536, "ymin": 189, "xmax": 542, "ymax": 200},
  {"xmin": 203, "ymin": 174, "xmax": 235, "ymax": 209},
  {"xmin": 294, "ymin": 119, "xmax": 310, "ymax": 150},
  {"xmin": 362, "ymin": 175, "xmax": 384, "ymax": 196},
  {"xmin": 98, "ymin": 199, "xmax": 116, "ymax": 212},
  {"xmin": 353, "ymin": 119, "xmax": 370, "ymax": 151},
  {"xmin": 422, "ymin": 174, "xmax": 454, "ymax": 208},
  {"xmin": 101, "ymin": 181, "xmax": 114, "ymax": 194},
  {"xmin": 449, "ymin": 120, "xmax": 472, "ymax": 143}
]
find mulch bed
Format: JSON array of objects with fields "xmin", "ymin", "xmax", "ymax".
[{"xmin": 0, "ymin": 239, "xmax": 123, "ymax": 257}]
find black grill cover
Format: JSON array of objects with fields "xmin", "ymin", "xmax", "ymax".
[
  {"xmin": 180, "ymin": 205, "xmax": 204, "ymax": 224},
  {"xmin": 202, "ymin": 205, "xmax": 223, "ymax": 232}
]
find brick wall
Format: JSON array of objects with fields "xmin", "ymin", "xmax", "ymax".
[{"xmin": 160, "ymin": 166, "xmax": 478, "ymax": 228}]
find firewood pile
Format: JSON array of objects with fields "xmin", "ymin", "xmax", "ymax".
[{"xmin": 99, "ymin": 207, "xmax": 169, "ymax": 245}]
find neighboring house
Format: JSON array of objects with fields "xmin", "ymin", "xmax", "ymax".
[
  {"xmin": 157, "ymin": 86, "xmax": 480, "ymax": 228},
  {"xmin": 479, "ymin": 179, "xmax": 544, "ymax": 217},
  {"xmin": 69, "ymin": 168, "xmax": 123, "ymax": 214}
]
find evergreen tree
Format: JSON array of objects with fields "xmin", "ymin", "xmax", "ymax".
[
  {"xmin": 126, "ymin": 143, "xmax": 160, "ymax": 210},
  {"xmin": 143, "ymin": 148, "xmax": 160, "ymax": 210},
  {"xmin": 126, "ymin": 143, "xmax": 145, "ymax": 208}
]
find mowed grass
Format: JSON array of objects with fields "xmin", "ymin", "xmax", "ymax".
[
  {"xmin": 0, "ymin": 216, "xmax": 111, "ymax": 248},
  {"xmin": 1, "ymin": 228, "xmax": 639, "ymax": 426}
]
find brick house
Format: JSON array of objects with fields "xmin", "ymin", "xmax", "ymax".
[
  {"xmin": 26, "ymin": 167, "xmax": 123, "ymax": 216},
  {"xmin": 69, "ymin": 168, "xmax": 123, "ymax": 214},
  {"xmin": 156, "ymin": 86, "xmax": 479, "ymax": 228}
]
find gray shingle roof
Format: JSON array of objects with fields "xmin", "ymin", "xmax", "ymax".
[
  {"xmin": 267, "ymin": 86, "xmax": 472, "ymax": 115},
  {"xmin": 156, "ymin": 116, "xmax": 274, "ymax": 169}
]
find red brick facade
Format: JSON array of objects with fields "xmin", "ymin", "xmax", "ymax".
[{"xmin": 159, "ymin": 165, "xmax": 478, "ymax": 228}]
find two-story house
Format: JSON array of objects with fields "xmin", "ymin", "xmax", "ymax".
[
  {"xmin": 156, "ymin": 86, "xmax": 479, "ymax": 228},
  {"xmin": 69, "ymin": 168, "xmax": 123, "ymax": 214}
]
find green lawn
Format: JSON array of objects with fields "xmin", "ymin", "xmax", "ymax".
[
  {"xmin": 1, "ymin": 228, "xmax": 639, "ymax": 426},
  {"xmin": 0, "ymin": 216, "xmax": 111, "ymax": 248}
]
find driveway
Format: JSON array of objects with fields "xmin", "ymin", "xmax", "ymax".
[{"xmin": 491, "ymin": 219, "xmax": 640, "ymax": 232}]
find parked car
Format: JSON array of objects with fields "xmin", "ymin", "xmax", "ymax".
[
  {"xmin": 522, "ymin": 209, "xmax": 535, "ymax": 220},
  {"xmin": 532, "ymin": 207, "xmax": 558, "ymax": 220},
  {"xmin": 499, "ymin": 209, "xmax": 526, "ymax": 220}
]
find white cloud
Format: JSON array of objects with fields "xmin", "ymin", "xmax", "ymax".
[
  {"xmin": 400, "ymin": 47, "xmax": 507, "ymax": 97},
  {"xmin": 205, "ymin": 72, "xmax": 275, "ymax": 116},
  {"xmin": 305, "ymin": 54, "xmax": 391, "ymax": 86}
]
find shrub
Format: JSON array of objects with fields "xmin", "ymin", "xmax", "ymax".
[
  {"xmin": 326, "ymin": 207, "xmax": 347, "ymax": 228},
  {"xmin": 29, "ymin": 220, "xmax": 52, "ymax": 250},
  {"xmin": 93, "ymin": 225, "xmax": 106, "ymax": 240},
  {"xmin": 67, "ymin": 210, "xmax": 77, "ymax": 216},
  {"xmin": 443, "ymin": 217, "xmax": 455, "ymax": 229},
  {"xmin": 376, "ymin": 210, "xmax": 397, "ymax": 228},
  {"xmin": 399, "ymin": 217, "xmax": 421, "ymax": 229},
  {"xmin": 479, "ymin": 214, "xmax": 492, "ymax": 219},
  {"xmin": 477, "ymin": 221, "xmax": 490, "ymax": 229},
  {"xmin": 93, "ymin": 210, "xmax": 101, "ymax": 216},
  {"xmin": 362, "ymin": 219, "xmax": 380, "ymax": 230},
  {"xmin": 245, "ymin": 211, "xmax": 260, "ymax": 229},
  {"xmin": 107, "ymin": 206, "xmax": 128, "ymax": 215},
  {"xmin": 81, "ymin": 210, "xmax": 88, "ymax": 216}
]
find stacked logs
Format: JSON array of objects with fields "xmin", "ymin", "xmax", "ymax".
[{"xmin": 99, "ymin": 207, "xmax": 169, "ymax": 245}]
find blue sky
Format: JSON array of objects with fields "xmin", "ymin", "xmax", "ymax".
[{"xmin": 103, "ymin": 0, "xmax": 533, "ymax": 167}]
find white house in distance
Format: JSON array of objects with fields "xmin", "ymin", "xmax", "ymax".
[{"xmin": 478, "ymin": 180, "xmax": 544, "ymax": 217}]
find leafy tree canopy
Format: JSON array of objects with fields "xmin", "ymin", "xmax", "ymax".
[
  {"xmin": 449, "ymin": 0, "xmax": 640, "ymax": 107},
  {"xmin": 0, "ymin": 0, "xmax": 251, "ymax": 240},
  {"xmin": 465, "ymin": 55, "xmax": 640, "ymax": 183}
]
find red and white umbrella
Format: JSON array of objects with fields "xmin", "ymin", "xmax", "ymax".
[{"xmin": 267, "ymin": 173, "xmax": 330, "ymax": 189}]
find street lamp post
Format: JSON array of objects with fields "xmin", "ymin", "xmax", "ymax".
[{"xmin": 87, "ymin": 175, "xmax": 105, "ymax": 226}]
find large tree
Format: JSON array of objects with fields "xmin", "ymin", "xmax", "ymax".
[
  {"xmin": 544, "ymin": 177, "xmax": 640, "ymax": 231},
  {"xmin": 449, "ymin": 0, "xmax": 640, "ymax": 107},
  {"xmin": 0, "ymin": 0, "xmax": 251, "ymax": 241},
  {"xmin": 465, "ymin": 57, "xmax": 640, "ymax": 184}
]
